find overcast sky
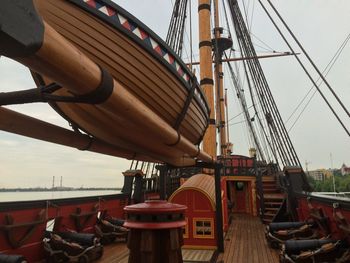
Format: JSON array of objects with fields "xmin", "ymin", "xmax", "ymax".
[{"xmin": 0, "ymin": 0, "xmax": 349, "ymax": 188}]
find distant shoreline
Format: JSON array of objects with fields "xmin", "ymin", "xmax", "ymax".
[{"xmin": 0, "ymin": 188, "xmax": 122, "ymax": 192}]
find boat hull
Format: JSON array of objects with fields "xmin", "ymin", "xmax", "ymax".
[
  {"xmin": 32, "ymin": 0, "xmax": 209, "ymax": 143},
  {"xmin": 0, "ymin": 0, "xmax": 212, "ymax": 165}
]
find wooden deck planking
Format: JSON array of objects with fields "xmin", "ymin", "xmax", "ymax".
[
  {"xmin": 217, "ymin": 214, "xmax": 279, "ymax": 263},
  {"xmin": 182, "ymin": 249, "xmax": 215, "ymax": 262},
  {"xmin": 98, "ymin": 242, "xmax": 129, "ymax": 263},
  {"xmin": 98, "ymin": 214, "xmax": 278, "ymax": 263}
]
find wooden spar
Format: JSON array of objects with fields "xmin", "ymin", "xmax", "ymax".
[
  {"xmin": 213, "ymin": 0, "xmax": 227, "ymax": 156},
  {"xmin": 0, "ymin": 107, "xmax": 196, "ymax": 167},
  {"xmin": 186, "ymin": 52, "xmax": 299, "ymax": 66},
  {"xmin": 54, "ymin": 98, "xmax": 187, "ymax": 160},
  {"xmin": 17, "ymin": 23, "xmax": 212, "ymax": 165},
  {"xmin": 35, "ymin": 85, "xmax": 189, "ymax": 160},
  {"xmin": 35, "ymin": 76, "xmax": 187, "ymax": 160},
  {"xmin": 0, "ymin": 107, "xmax": 148, "ymax": 161},
  {"xmin": 198, "ymin": 0, "xmax": 216, "ymax": 159}
]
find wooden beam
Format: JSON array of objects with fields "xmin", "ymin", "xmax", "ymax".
[
  {"xmin": 0, "ymin": 107, "xmax": 200, "ymax": 167},
  {"xmin": 187, "ymin": 52, "xmax": 299, "ymax": 66},
  {"xmin": 0, "ymin": 107, "xmax": 147, "ymax": 161}
]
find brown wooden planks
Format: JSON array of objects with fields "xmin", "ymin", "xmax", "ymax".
[
  {"xmin": 182, "ymin": 249, "xmax": 215, "ymax": 262},
  {"xmin": 94, "ymin": 214, "xmax": 279, "ymax": 263},
  {"xmin": 97, "ymin": 242, "xmax": 129, "ymax": 263},
  {"xmin": 217, "ymin": 214, "xmax": 279, "ymax": 263}
]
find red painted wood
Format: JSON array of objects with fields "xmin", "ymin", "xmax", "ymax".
[
  {"xmin": 52, "ymin": 202, "xmax": 98, "ymax": 233},
  {"xmin": 101, "ymin": 198, "xmax": 128, "ymax": 219},
  {"xmin": 0, "ymin": 195, "xmax": 128, "ymax": 262},
  {"xmin": 125, "ymin": 201, "xmax": 186, "ymax": 263},
  {"xmin": 124, "ymin": 200, "xmax": 186, "ymax": 229},
  {"xmin": 221, "ymin": 177, "xmax": 229, "ymax": 232},
  {"xmin": 0, "ymin": 208, "xmax": 46, "ymax": 262},
  {"xmin": 234, "ymin": 182, "xmax": 247, "ymax": 213},
  {"xmin": 297, "ymin": 197, "xmax": 350, "ymax": 243},
  {"xmin": 170, "ymin": 188, "xmax": 217, "ymax": 248}
]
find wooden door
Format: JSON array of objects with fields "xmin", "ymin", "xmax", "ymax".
[{"xmin": 234, "ymin": 181, "xmax": 246, "ymax": 213}]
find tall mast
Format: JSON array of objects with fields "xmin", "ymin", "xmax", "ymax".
[
  {"xmin": 213, "ymin": 0, "xmax": 228, "ymax": 156},
  {"xmin": 198, "ymin": 0, "xmax": 216, "ymax": 159}
]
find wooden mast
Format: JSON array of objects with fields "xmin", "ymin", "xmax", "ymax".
[
  {"xmin": 213, "ymin": 0, "xmax": 228, "ymax": 156},
  {"xmin": 198, "ymin": 0, "xmax": 216, "ymax": 159}
]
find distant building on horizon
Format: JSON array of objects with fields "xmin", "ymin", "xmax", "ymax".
[
  {"xmin": 308, "ymin": 169, "xmax": 333, "ymax": 181},
  {"xmin": 341, "ymin": 164, "xmax": 350, "ymax": 176}
]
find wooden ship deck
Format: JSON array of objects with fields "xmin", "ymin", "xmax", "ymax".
[
  {"xmin": 97, "ymin": 242, "xmax": 129, "ymax": 263},
  {"xmin": 217, "ymin": 214, "xmax": 279, "ymax": 263},
  {"xmin": 97, "ymin": 214, "xmax": 278, "ymax": 263}
]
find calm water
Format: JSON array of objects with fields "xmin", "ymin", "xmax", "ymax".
[{"xmin": 0, "ymin": 190, "xmax": 121, "ymax": 202}]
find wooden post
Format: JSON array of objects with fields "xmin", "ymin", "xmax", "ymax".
[
  {"xmin": 198, "ymin": 0, "xmax": 216, "ymax": 159},
  {"xmin": 214, "ymin": 163, "xmax": 224, "ymax": 252},
  {"xmin": 124, "ymin": 200, "xmax": 186, "ymax": 263},
  {"xmin": 159, "ymin": 165, "xmax": 168, "ymax": 200},
  {"xmin": 255, "ymin": 158, "xmax": 265, "ymax": 220}
]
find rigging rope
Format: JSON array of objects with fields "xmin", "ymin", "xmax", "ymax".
[
  {"xmin": 250, "ymin": 33, "xmax": 277, "ymax": 53},
  {"xmin": 228, "ymin": 105, "xmax": 254, "ymax": 122},
  {"xmin": 287, "ymin": 33, "xmax": 350, "ymax": 131},
  {"xmin": 166, "ymin": 0, "xmax": 189, "ymax": 57},
  {"xmin": 226, "ymin": 54, "xmax": 267, "ymax": 162},
  {"xmin": 189, "ymin": 0, "xmax": 193, "ymax": 69},
  {"xmin": 222, "ymin": 0, "xmax": 232, "ymax": 38},
  {"xmin": 257, "ymin": 0, "xmax": 350, "ymax": 137},
  {"xmin": 229, "ymin": 47, "xmax": 276, "ymax": 164},
  {"xmin": 228, "ymin": 0, "xmax": 301, "ymax": 167},
  {"xmin": 265, "ymin": 0, "xmax": 350, "ymax": 119}
]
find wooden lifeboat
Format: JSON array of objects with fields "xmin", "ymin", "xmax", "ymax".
[{"xmin": 0, "ymin": 0, "xmax": 212, "ymax": 166}]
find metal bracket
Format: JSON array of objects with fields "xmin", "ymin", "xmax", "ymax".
[{"xmin": 0, "ymin": 68, "xmax": 114, "ymax": 106}]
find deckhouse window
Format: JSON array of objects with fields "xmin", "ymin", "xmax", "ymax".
[{"xmin": 193, "ymin": 218, "xmax": 214, "ymax": 239}]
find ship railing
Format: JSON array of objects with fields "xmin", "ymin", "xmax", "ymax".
[
  {"xmin": 217, "ymin": 155, "xmax": 259, "ymax": 177},
  {"xmin": 142, "ymin": 176, "xmax": 159, "ymax": 193},
  {"xmin": 312, "ymin": 192, "xmax": 350, "ymax": 200}
]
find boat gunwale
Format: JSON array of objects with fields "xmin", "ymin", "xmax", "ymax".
[
  {"xmin": 295, "ymin": 192, "xmax": 350, "ymax": 211},
  {"xmin": 65, "ymin": 0, "xmax": 211, "ymax": 119},
  {"xmin": 0, "ymin": 193, "xmax": 128, "ymax": 212}
]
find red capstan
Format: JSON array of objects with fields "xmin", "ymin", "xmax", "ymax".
[{"xmin": 124, "ymin": 200, "xmax": 187, "ymax": 263}]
